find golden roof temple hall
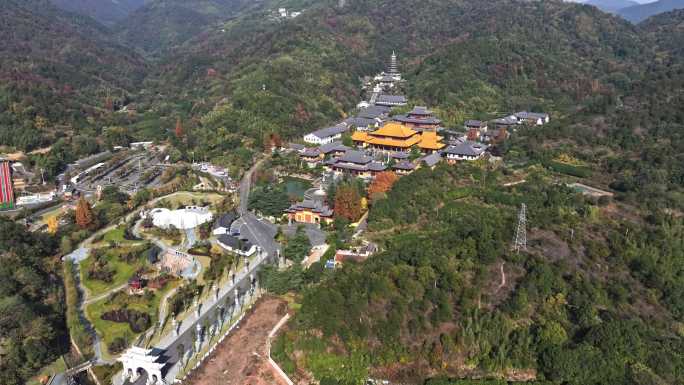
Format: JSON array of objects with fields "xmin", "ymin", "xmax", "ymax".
[{"xmin": 351, "ymin": 122, "xmax": 445, "ymax": 153}]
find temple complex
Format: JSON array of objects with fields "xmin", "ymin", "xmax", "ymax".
[
  {"xmin": 393, "ymin": 106, "xmax": 442, "ymax": 130},
  {"xmin": 285, "ymin": 199, "xmax": 334, "ymax": 225},
  {"xmin": 352, "ymin": 122, "xmax": 445, "ymax": 153},
  {"xmin": 388, "ymin": 51, "xmax": 399, "ymax": 76},
  {"xmin": 285, "ymin": 187, "xmax": 334, "ymax": 225},
  {"xmin": 325, "ymin": 150, "xmax": 386, "ymax": 178}
]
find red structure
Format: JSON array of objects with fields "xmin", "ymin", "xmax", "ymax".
[{"xmin": 0, "ymin": 161, "xmax": 14, "ymax": 210}]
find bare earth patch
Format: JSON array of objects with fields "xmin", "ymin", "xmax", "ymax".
[{"xmin": 185, "ymin": 295, "xmax": 289, "ymax": 385}]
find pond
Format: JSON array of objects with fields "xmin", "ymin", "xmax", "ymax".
[{"xmin": 283, "ymin": 177, "xmax": 312, "ymax": 200}]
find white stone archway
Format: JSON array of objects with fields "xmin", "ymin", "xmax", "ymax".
[{"xmin": 119, "ymin": 347, "xmax": 165, "ymax": 385}]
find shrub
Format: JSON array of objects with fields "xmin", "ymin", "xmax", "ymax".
[{"xmin": 107, "ymin": 337, "xmax": 128, "ymax": 354}]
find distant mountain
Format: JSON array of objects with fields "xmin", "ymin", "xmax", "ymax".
[
  {"xmin": 144, "ymin": 0, "xmax": 647, "ymax": 164},
  {"xmin": 0, "ymin": 0, "xmax": 147, "ymax": 150},
  {"xmin": 618, "ymin": 0, "xmax": 684, "ymax": 22},
  {"xmin": 50, "ymin": 0, "xmax": 147, "ymax": 26},
  {"xmin": 639, "ymin": 8, "xmax": 684, "ymax": 56},
  {"xmin": 585, "ymin": 0, "xmax": 639, "ymax": 12},
  {"xmin": 113, "ymin": 0, "xmax": 258, "ymax": 54}
]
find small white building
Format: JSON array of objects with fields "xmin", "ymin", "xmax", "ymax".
[
  {"xmin": 147, "ymin": 206, "xmax": 213, "ymax": 230},
  {"xmin": 303, "ymin": 124, "xmax": 348, "ymax": 145},
  {"xmin": 514, "ymin": 112, "xmax": 550, "ymax": 125}
]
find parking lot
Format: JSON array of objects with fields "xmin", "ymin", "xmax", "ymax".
[{"xmin": 69, "ymin": 150, "xmax": 166, "ymax": 194}]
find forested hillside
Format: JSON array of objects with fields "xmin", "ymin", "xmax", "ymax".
[
  {"xmin": 0, "ymin": 219, "xmax": 65, "ymax": 385},
  {"xmin": 0, "ymin": 0, "xmax": 147, "ymax": 152},
  {"xmin": 2, "ymin": 1, "xmax": 684, "ymax": 384},
  {"xmin": 146, "ymin": 0, "xmax": 651, "ymax": 165},
  {"xmin": 617, "ymin": 0, "xmax": 684, "ymax": 23},
  {"xmin": 49, "ymin": 0, "xmax": 146, "ymax": 26},
  {"xmin": 113, "ymin": 0, "xmax": 261, "ymax": 54},
  {"xmin": 275, "ymin": 163, "xmax": 684, "ymax": 384}
]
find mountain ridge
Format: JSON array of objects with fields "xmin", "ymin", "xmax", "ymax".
[
  {"xmin": 49, "ymin": 0, "xmax": 147, "ymax": 26},
  {"xmin": 617, "ymin": 0, "xmax": 684, "ymax": 22},
  {"xmin": 585, "ymin": 0, "xmax": 639, "ymax": 12},
  {"xmin": 112, "ymin": 0, "xmax": 262, "ymax": 54}
]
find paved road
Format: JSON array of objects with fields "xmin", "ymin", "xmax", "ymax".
[
  {"xmin": 120, "ymin": 159, "xmax": 281, "ymax": 384},
  {"xmin": 239, "ymin": 213, "xmax": 280, "ymax": 258},
  {"xmin": 238, "ymin": 158, "xmax": 265, "ymax": 215},
  {"xmin": 83, "ymin": 283, "xmax": 128, "ymax": 306},
  {"xmin": 154, "ymin": 251, "xmax": 268, "ymax": 383},
  {"xmin": 353, "ymin": 211, "xmax": 369, "ymax": 239},
  {"xmin": 282, "ymin": 223, "xmax": 327, "ymax": 247}
]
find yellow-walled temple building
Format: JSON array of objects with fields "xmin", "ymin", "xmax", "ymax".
[{"xmin": 351, "ymin": 122, "xmax": 445, "ymax": 153}]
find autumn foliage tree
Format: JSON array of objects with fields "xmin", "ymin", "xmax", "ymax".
[
  {"xmin": 334, "ymin": 184, "xmax": 362, "ymax": 222},
  {"xmin": 175, "ymin": 117, "xmax": 184, "ymax": 139},
  {"xmin": 368, "ymin": 171, "xmax": 399, "ymax": 195},
  {"xmin": 47, "ymin": 216, "xmax": 59, "ymax": 235},
  {"xmin": 75, "ymin": 197, "xmax": 94, "ymax": 229}
]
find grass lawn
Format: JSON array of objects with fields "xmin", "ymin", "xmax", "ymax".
[
  {"xmin": 195, "ymin": 255, "xmax": 212, "ymax": 286},
  {"xmin": 85, "ymin": 279, "xmax": 180, "ymax": 360},
  {"xmin": 158, "ymin": 192, "xmax": 224, "ymax": 209},
  {"xmin": 27, "ymin": 356, "xmax": 67, "ymax": 385},
  {"xmin": 103, "ymin": 225, "xmax": 127, "ymax": 243},
  {"xmin": 39, "ymin": 205, "xmax": 63, "ymax": 224},
  {"xmin": 80, "ymin": 245, "xmax": 149, "ymax": 297}
]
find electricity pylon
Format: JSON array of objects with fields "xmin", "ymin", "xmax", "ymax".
[{"xmin": 512, "ymin": 203, "xmax": 527, "ymax": 253}]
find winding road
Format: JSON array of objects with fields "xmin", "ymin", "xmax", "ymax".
[
  {"xmin": 119, "ymin": 158, "xmax": 281, "ymax": 384},
  {"xmin": 60, "ymin": 157, "xmax": 281, "ymax": 385}
]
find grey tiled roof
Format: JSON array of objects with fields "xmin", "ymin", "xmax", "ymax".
[
  {"xmin": 345, "ymin": 117, "xmax": 378, "ymax": 129},
  {"xmin": 217, "ymin": 234, "xmax": 253, "ymax": 251},
  {"xmin": 392, "ymin": 161, "xmax": 415, "ymax": 170},
  {"xmin": 300, "ymin": 147, "xmax": 321, "ymax": 157},
  {"xmin": 493, "ymin": 116, "xmax": 519, "ymax": 126},
  {"xmin": 307, "ymin": 124, "xmax": 347, "ymax": 139},
  {"xmin": 357, "ymin": 105, "xmax": 390, "ymax": 119},
  {"xmin": 215, "ymin": 212, "xmax": 238, "ymax": 229},
  {"xmin": 319, "ymin": 142, "xmax": 349, "ymax": 154},
  {"xmin": 338, "ymin": 150, "xmax": 372, "ymax": 165},
  {"xmin": 444, "ymin": 141, "xmax": 488, "ymax": 156},
  {"xmin": 286, "ymin": 199, "xmax": 333, "ymax": 216},
  {"xmin": 368, "ymin": 162, "xmax": 387, "ymax": 171},
  {"xmin": 393, "ymin": 115, "xmax": 442, "ymax": 125},
  {"xmin": 515, "ymin": 111, "xmax": 549, "ymax": 120},
  {"xmin": 375, "ymin": 94, "xmax": 407, "ymax": 105},
  {"xmin": 420, "ymin": 152, "xmax": 442, "ymax": 167},
  {"xmin": 390, "ymin": 152, "xmax": 409, "ymax": 159}
]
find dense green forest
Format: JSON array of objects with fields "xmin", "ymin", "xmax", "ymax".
[
  {"xmin": 112, "ymin": 0, "xmax": 259, "ymax": 55},
  {"xmin": 2, "ymin": 1, "xmax": 684, "ymax": 384},
  {"xmin": 274, "ymin": 163, "xmax": 684, "ymax": 384},
  {"xmin": 0, "ymin": 219, "xmax": 66, "ymax": 385},
  {"xmin": 0, "ymin": 0, "xmax": 147, "ymax": 152},
  {"xmin": 3, "ymin": 0, "xmax": 683, "ymax": 183}
]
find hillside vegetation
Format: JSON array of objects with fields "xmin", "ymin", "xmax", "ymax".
[
  {"xmin": 618, "ymin": 0, "xmax": 684, "ymax": 23},
  {"xmin": 146, "ymin": 0, "xmax": 652, "ymax": 161},
  {"xmin": 276, "ymin": 164, "xmax": 684, "ymax": 384},
  {"xmin": 0, "ymin": 0, "xmax": 146, "ymax": 151},
  {"xmin": 0, "ymin": 219, "xmax": 65, "ymax": 385},
  {"xmin": 112, "ymin": 0, "xmax": 260, "ymax": 54},
  {"xmin": 49, "ymin": 0, "xmax": 146, "ymax": 26}
]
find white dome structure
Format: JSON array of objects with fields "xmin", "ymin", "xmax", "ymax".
[{"xmin": 149, "ymin": 206, "xmax": 213, "ymax": 230}]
